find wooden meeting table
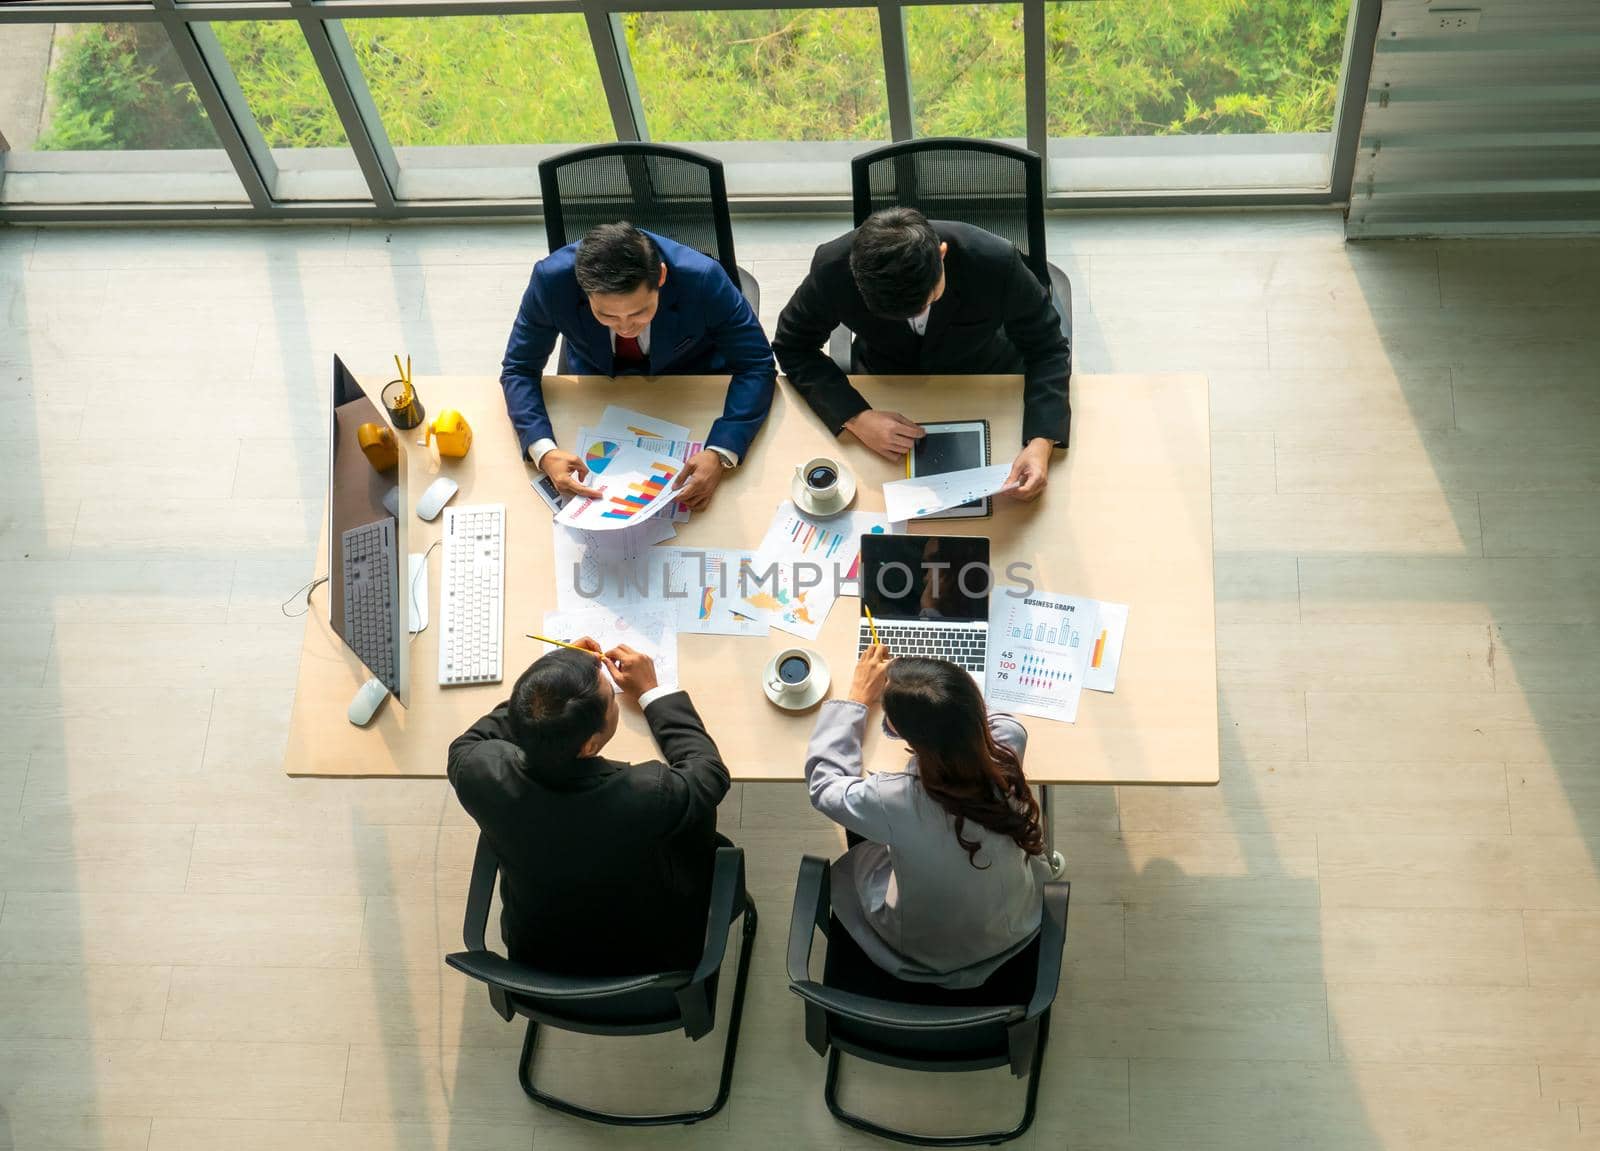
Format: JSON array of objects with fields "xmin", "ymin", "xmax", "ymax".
[{"xmin": 284, "ymin": 372, "xmax": 1218, "ymax": 797}]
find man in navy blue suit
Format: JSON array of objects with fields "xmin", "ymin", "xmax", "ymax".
[{"xmin": 500, "ymin": 222, "xmax": 775, "ymax": 511}]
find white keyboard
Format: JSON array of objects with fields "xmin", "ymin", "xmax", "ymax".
[
  {"xmin": 340, "ymin": 520, "xmax": 398, "ymax": 688},
  {"xmin": 437, "ymin": 503, "xmax": 506, "ymax": 686}
]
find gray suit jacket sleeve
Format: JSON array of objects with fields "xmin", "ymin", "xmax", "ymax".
[{"xmin": 805, "ymin": 700, "xmax": 898, "ymax": 842}]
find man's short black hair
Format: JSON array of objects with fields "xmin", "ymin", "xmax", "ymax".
[
  {"xmin": 573, "ymin": 222, "xmax": 662, "ymax": 297},
  {"xmin": 506, "ymin": 649, "xmax": 609, "ymax": 762},
  {"xmin": 849, "ymin": 207, "xmax": 943, "ymax": 319}
]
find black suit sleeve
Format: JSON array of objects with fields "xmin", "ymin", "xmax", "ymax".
[
  {"xmin": 999, "ymin": 249, "xmax": 1072, "ymax": 448},
  {"xmin": 640, "ymin": 690, "xmax": 731, "ymax": 839},
  {"xmin": 772, "ymin": 256, "xmax": 873, "ymax": 435},
  {"xmin": 446, "ymin": 703, "xmax": 516, "ymax": 789}
]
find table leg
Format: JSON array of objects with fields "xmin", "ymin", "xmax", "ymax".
[{"xmin": 1039, "ymin": 783, "xmax": 1065, "ymax": 878}]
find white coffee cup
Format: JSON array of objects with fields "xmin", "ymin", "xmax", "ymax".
[
  {"xmin": 767, "ymin": 648, "xmax": 816, "ymax": 699},
  {"xmin": 797, "ymin": 456, "xmax": 844, "ymax": 509}
]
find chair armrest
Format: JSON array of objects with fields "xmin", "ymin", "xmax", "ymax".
[
  {"xmin": 737, "ymin": 265, "xmax": 761, "ymax": 315},
  {"xmin": 790, "ymin": 982, "xmax": 1023, "ymax": 1032},
  {"xmin": 689, "ymin": 845, "xmax": 746, "ymax": 988},
  {"xmin": 786, "ymin": 855, "xmax": 831, "ymax": 984},
  {"xmin": 1047, "ymin": 263, "xmax": 1073, "ymax": 343},
  {"xmin": 462, "ymin": 834, "xmax": 499, "ymax": 952},
  {"xmin": 446, "ymin": 950, "xmax": 686, "ymax": 1001},
  {"xmin": 1024, "ymin": 881, "xmax": 1070, "ymax": 1021},
  {"xmin": 828, "ymin": 324, "xmax": 853, "ymax": 373}
]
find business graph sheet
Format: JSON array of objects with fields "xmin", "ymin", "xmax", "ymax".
[
  {"xmin": 737, "ymin": 501, "xmax": 879, "ymax": 640},
  {"xmin": 984, "ymin": 593, "xmax": 1099, "ymax": 724},
  {"xmin": 555, "ymin": 442, "xmax": 683, "ymax": 532},
  {"xmin": 577, "ymin": 425, "xmax": 703, "ymax": 523},
  {"xmin": 660, "ymin": 546, "xmax": 768, "ymax": 637}
]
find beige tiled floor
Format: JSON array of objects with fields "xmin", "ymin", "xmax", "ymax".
[{"xmin": 1, "ymin": 213, "xmax": 1599, "ymax": 1150}]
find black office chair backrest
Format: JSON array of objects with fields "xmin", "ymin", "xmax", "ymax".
[
  {"xmin": 851, "ymin": 138, "xmax": 1051, "ymax": 291},
  {"xmin": 539, "ymin": 143, "xmax": 742, "ymax": 288}
]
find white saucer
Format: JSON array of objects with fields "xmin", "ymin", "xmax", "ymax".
[
  {"xmin": 762, "ymin": 649, "xmax": 831, "ymax": 712},
  {"xmin": 791, "ymin": 469, "xmax": 857, "ymax": 518}
]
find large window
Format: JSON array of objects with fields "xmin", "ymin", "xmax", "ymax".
[
  {"xmin": 344, "ymin": 14, "xmax": 613, "ymax": 199},
  {"xmin": 0, "ymin": 0, "xmax": 1369, "ymax": 215},
  {"xmin": 209, "ymin": 21, "xmax": 367, "ymax": 201},
  {"xmin": 1044, "ymin": 0, "xmax": 1354, "ymax": 193},
  {"xmin": 623, "ymin": 10, "xmax": 889, "ymax": 197},
  {"xmin": 1, "ymin": 22, "xmax": 247, "ymax": 205},
  {"xmin": 906, "ymin": 4, "xmax": 1025, "ymax": 141}
]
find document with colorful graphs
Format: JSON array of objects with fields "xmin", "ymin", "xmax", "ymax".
[
  {"xmin": 555, "ymin": 442, "xmax": 683, "ymax": 532},
  {"xmin": 578, "ymin": 422, "xmax": 704, "ymax": 524},
  {"xmin": 736, "ymin": 500, "xmax": 880, "ymax": 641},
  {"xmin": 983, "ymin": 593, "xmax": 1100, "ymax": 724},
  {"xmin": 1083, "ymin": 601, "xmax": 1129, "ymax": 693}
]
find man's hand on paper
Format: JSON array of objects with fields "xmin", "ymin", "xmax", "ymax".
[
  {"xmin": 540, "ymin": 447, "xmax": 605, "ymax": 500},
  {"xmin": 844, "ymin": 410, "xmax": 926, "ymax": 461},
  {"xmin": 605, "ymin": 643, "xmax": 659, "ymax": 702},
  {"xmin": 672, "ymin": 449, "xmax": 725, "ymax": 512},
  {"xmin": 1002, "ymin": 437, "xmax": 1055, "ymax": 502}
]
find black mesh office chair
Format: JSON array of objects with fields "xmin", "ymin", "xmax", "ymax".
[
  {"xmin": 538, "ymin": 142, "xmax": 760, "ymax": 315},
  {"xmin": 831, "ymin": 138, "xmax": 1073, "ymax": 370},
  {"xmin": 445, "ymin": 834, "xmax": 758, "ymax": 1127},
  {"xmin": 786, "ymin": 855, "xmax": 1071, "ymax": 1147}
]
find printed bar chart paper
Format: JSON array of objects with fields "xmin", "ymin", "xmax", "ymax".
[
  {"xmin": 555, "ymin": 442, "xmax": 683, "ymax": 531},
  {"xmin": 984, "ymin": 593, "xmax": 1099, "ymax": 724},
  {"xmin": 1084, "ymin": 601, "xmax": 1130, "ymax": 693}
]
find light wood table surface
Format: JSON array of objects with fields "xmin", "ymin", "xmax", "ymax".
[{"xmin": 284, "ymin": 372, "xmax": 1218, "ymax": 786}]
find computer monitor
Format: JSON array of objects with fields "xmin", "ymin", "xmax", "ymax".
[{"xmin": 328, "ymin": 355, "xmax": 409, "ymax": 705}]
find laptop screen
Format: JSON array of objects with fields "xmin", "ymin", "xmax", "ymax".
[{"xmin": 859, "ymin": 534, "xmax": 992, "ymax": 624}]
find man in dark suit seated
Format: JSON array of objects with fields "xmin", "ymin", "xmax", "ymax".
[
  {"xmin": 501, "ymin": 221, "xmax": 775, "ymax": 511},
  {"xmin": 447, "ymin": 638, "xmax": 731, "ymax": 976},
  {"xmin": 772, "ymin": 207, "xmax": 1070, "ymax": 501}
]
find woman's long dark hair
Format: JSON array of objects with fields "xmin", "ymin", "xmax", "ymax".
[{"xmin": 882, "ymin": 657, "xmax": 1045, "ymax": 867}]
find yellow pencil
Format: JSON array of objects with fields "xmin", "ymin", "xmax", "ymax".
[
  {"xmin": 525, "ymin": 633, "xmax": 600, "ymax": 655},
  {"xmin": 863, "ymin": 605, "xmax": 882, "ymax": 648},
  {"xmin": 393, "ymin": 354, "xmax": 412, "ymax": 408}
]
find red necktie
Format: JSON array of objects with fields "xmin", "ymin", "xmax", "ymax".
[{"xmin": 613, "ymin": 333, "xmax": 647, "ymax": 373}]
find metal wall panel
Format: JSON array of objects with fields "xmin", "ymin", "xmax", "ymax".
[{"xmin": 1347, "ymin": 0, "xmax": 1600, "ymax": 236}]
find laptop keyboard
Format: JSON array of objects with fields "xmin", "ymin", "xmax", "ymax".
[{"xmin": 859, "ymin": 622, "xmax": 986, "ymax": 675}]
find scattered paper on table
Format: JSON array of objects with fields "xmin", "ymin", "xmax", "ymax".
[
  {"xmin": 883, "ymin": 463, "xmax": 1017, "ymax": 522},
  {"xmin": 542, "ymin": 603, "xmax": 679, "ymax": 693},
  {"xmin": 578, "ymin": 424, "xmax": 704, "ymax": 523},
  {"xmin": 660, "ymin": 546, "xmax": 768, "ymax": 636},
  {"xmin": 1083, "ymin": 601, "xmax": 1129, "ymax": 693},
  {"xmin": 736, "ymin": 500, "xmax": 873, "ymax": 640},
  {"xmin": 984, "ymin": 592, "xmax": 1099, "ymax": 724},
  {"xmin": 550, "ymin": 518, "xmax": 676, "ymax": 612},
  {"xmin": 837, "ymin": 510, "xmax": 902, "ymax": 596},
  {"xmin": 597, "ymin": 404, "xmax": 691, "ymax": 443},
  {"xmin": 555, "ymin": 442, "xmax": 683, "ymax": 531}
]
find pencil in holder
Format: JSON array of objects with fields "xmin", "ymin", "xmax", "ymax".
[{"xmin": 381, "ymin": 378, "xmax": 426, "ymax": 431}]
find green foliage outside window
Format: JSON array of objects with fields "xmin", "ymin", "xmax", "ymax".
[
  {"xmin": 36, "ymin": 1, "xmax": 1350, "ymax": 152},
  {"xmin": 625, "ymin": 11, "xmax": 888, "ymax": 141},
  {"xmin": 36, "ymin": 24, "xmax": 216, "ymax": 151}
]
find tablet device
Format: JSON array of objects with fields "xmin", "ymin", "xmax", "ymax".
[{"xmin": 906, "ymin": 419, "xmax": 992, "ymax": 520}]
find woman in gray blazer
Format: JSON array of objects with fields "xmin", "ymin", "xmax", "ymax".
[{"xmin": 805, "ymin": 646, "xmax": 1050, "ymax": 988}]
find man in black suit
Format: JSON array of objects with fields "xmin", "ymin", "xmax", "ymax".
[
  {"xmin": 773, "ymin": 207, "xmax": 1070, "ymax": 500},
  {"xmin": 447, "ymin": 638, "xmax": 730, "ymax": 976}
]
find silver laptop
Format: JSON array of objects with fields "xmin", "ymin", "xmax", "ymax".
[{"xmin": 857, "ymin": 534, "xmax": 991, "ymax": 679}]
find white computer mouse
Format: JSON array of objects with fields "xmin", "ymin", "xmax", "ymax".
[
  {"xmin": 416, "ymin": 476, "xmax": 459, "ymax": 522},
  {"xmin": 347, "ymin": 676, "xmax": 390, "ymax": 726}
]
